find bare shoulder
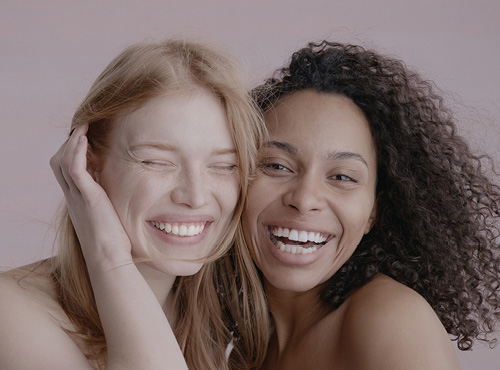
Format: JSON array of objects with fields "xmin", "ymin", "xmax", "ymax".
[
  {"xmin": 0, "ymin": 260, "xmax": 63, "ymax": 316},
  {"xmin": 0, "ymin": 260, "xmax": 94, "ymax": 369},
  {"xmin": 337, "ymin": 274, "xmax": 461, "ymax": 370},
  {"xmin": 1, "ymin": 260, "xmax": 55, "ymax": 298}
]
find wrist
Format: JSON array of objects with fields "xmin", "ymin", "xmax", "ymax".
[{"xmin": 81, "ymin": 242, "xmax": 134, "ymax": 274}]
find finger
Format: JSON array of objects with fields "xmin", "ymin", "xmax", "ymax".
[
  {"xmin": 69, "ymin": 133, "xmax": 103, "ymax": 202},
  {"xmin": 59, "ymin": 124, "xmax": 89, "ymax": 194},
  {"xmin": 50, "ymin": 138, "xmax": 71, "ymax": 194},
  {"xmin": 65, "ymin": 125, "xmax": 108, "ymax": 206}
]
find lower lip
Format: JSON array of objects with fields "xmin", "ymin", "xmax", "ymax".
[{"xmin": 148, "ymin": 222, "xmax": 212, "ymax": 246}]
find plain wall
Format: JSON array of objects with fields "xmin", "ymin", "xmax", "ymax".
[{"xmin": 1, "ymin": 1, "xmax": 499, "ymax": 368}]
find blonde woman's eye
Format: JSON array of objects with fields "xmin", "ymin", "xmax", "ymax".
[
  {"xmin": 142, "ymin": 160, "xmax": 163, "ymax": 165},
  {"xmin": 141, "ymin": 160, "xmax": 174, "ymax": 167},
  {"xmin": 211, "ymin": 164, "xmax": 238, "ymax": 173}
]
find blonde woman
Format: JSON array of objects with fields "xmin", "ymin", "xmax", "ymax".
[{"xmin": 0, "ymin": 39, "xmax": 269, "ymax": 370}]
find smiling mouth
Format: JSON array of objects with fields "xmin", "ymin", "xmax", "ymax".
[
  {"xmin": 268, "ymin": 226, "xmax": 332, "ymax": 255},
  {"xmin": 151, "ymin": 221, "xmax": 206, "ymax": 237}
]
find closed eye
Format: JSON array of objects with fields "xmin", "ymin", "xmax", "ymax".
[
  {"xmin": 141, "ymin": 160, "xmax": 174, "ymax": 167},
  {"xmin": 210, "ymin": 164, "xmax": 238, "ymax": 174}
]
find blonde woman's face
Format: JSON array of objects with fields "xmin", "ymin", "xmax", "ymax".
[
  {"xmin": 97, "ymin": 88, "xmax": 239, "ymax": 276},
  {"xmin": 243, "ymin": 90, "xmax": 377, "ymax": 293}
]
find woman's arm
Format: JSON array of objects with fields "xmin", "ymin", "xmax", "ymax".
[{"xmin": 49, "ymin": 124, "xmax": 187, "ymax": 370}]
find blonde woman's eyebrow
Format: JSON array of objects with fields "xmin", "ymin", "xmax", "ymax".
[
  {"xmin": 129, "ymin": 142, "xmax": 236, "ymax": 156},
  {"xmin": 129, "ymin": 142, "xmax": 177, "ymax": 152}
]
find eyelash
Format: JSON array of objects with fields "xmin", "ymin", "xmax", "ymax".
[
  {"xmin": 260, "ymin": 162, "xmax": 291, "ymax": 172},
  {"xmin": 330, "ymin": 174, "xmax": 356, "ymax": 182},
  {"xmin": 210, "ymin": 164, "xmax": 238, "ymax": 173},
  {"xmin": 141, "ymin": 160, "xmax": 237, "ymax": 173},
  {"xmin": 141, "ymin": 160, "xmax": 169, "ymax": 166}
]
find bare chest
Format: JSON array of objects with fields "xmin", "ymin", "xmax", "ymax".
[{"xmin": 260, "ymin": 316, "xmax": 344, "ymax": 370}]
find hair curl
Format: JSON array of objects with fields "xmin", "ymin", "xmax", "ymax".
[{"xmin": 253, "ymin": 40, "xmax": 500, "ymax": 350}]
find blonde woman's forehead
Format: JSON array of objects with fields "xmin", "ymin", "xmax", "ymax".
[{"xmin": 112, "ymin": 89, "xmax": 233, "ymax": 151}]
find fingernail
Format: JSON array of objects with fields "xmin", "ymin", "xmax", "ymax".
[{"xmin": 78, "ymin": 135, "xmax": 85, "ymax": 143}]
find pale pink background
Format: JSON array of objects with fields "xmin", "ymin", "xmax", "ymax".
[{"xmin": 1, "ymin": 1, "xmax": 499, "ymax": 368}]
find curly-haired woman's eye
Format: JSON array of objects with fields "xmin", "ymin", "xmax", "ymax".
[
  {"xmin": 260, "ymin": 161, "xmax": 292, "ymax": 176},
  {"xmin": 332, "ymin": 174, "xmax": 356, "ymax": 182}
]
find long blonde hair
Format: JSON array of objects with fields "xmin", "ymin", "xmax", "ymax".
[{"xmin": 51, "ymin": 39, "xmax": 269, "ymax": 369}]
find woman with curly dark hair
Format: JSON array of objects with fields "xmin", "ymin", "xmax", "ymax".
[{"xmin": 241, "ymin": 41, "xmax": 500, "ymax": 369}]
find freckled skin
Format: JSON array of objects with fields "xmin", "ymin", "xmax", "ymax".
[{"xmin": 98, "ymin": 88, "xmax": 240, "ymax": 277}]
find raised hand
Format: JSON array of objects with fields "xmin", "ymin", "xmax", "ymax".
[
  {"xmin": 50, "ymin": 124, "xmax": 132, "ymax": 270},
  {"xmin": 50, "ymin": 124, "xmax": 188, "ymax": 370}
]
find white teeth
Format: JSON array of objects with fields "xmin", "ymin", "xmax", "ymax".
[
  {"xmin": 271, "ymin": 226, "xmax": 328, "ymax": 244},
  {"xmin": 298, "ymin": 230, "xmax": 308, "ymax": 242},
  {"xmin": 288, "ymin": 229, "xmax": 299, "ymax": 241},
  {"xmin": 151, "ymin": 221, "xmax": 205, "ymax": 237},
  {"xmin": 275, "ymin": 227, "xmax": 283, "ymax": 237},
  {"xmin": 270, "ymin": 226, "xmax": 328, "ymax": 254},
  {"xmin": 276, "ymin": 241, "xmax": 318, "ymax": 255},
  {"xmin": 179, "ymin": 225, "xmax": 188, "ymax": 236}
]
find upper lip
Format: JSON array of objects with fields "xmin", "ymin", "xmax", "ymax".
[{"xmin": 148, "ymin": 214, "xmax": 215, "ymax": 224}]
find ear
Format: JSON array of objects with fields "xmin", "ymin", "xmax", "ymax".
[{"xmin": 364, "ymin": 195, "xmax": 378, "ymax": 234}]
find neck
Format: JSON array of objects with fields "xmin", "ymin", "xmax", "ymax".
[
  {"xmin": 264, "ymin": 280, "xmax": 331, "ymax": 353},
  {"xmin": 135, "ymin": 263, "xmax": 177, "ymax": 319}
]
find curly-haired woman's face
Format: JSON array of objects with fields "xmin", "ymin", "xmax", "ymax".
[{"xmin": 243, "ymin": 90, "xmax": 377, "ymax": 293}]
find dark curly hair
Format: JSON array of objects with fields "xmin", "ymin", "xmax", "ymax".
[{"xmin": 252, "ymin": 41, "xmax": 500, "ymax": 350}]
